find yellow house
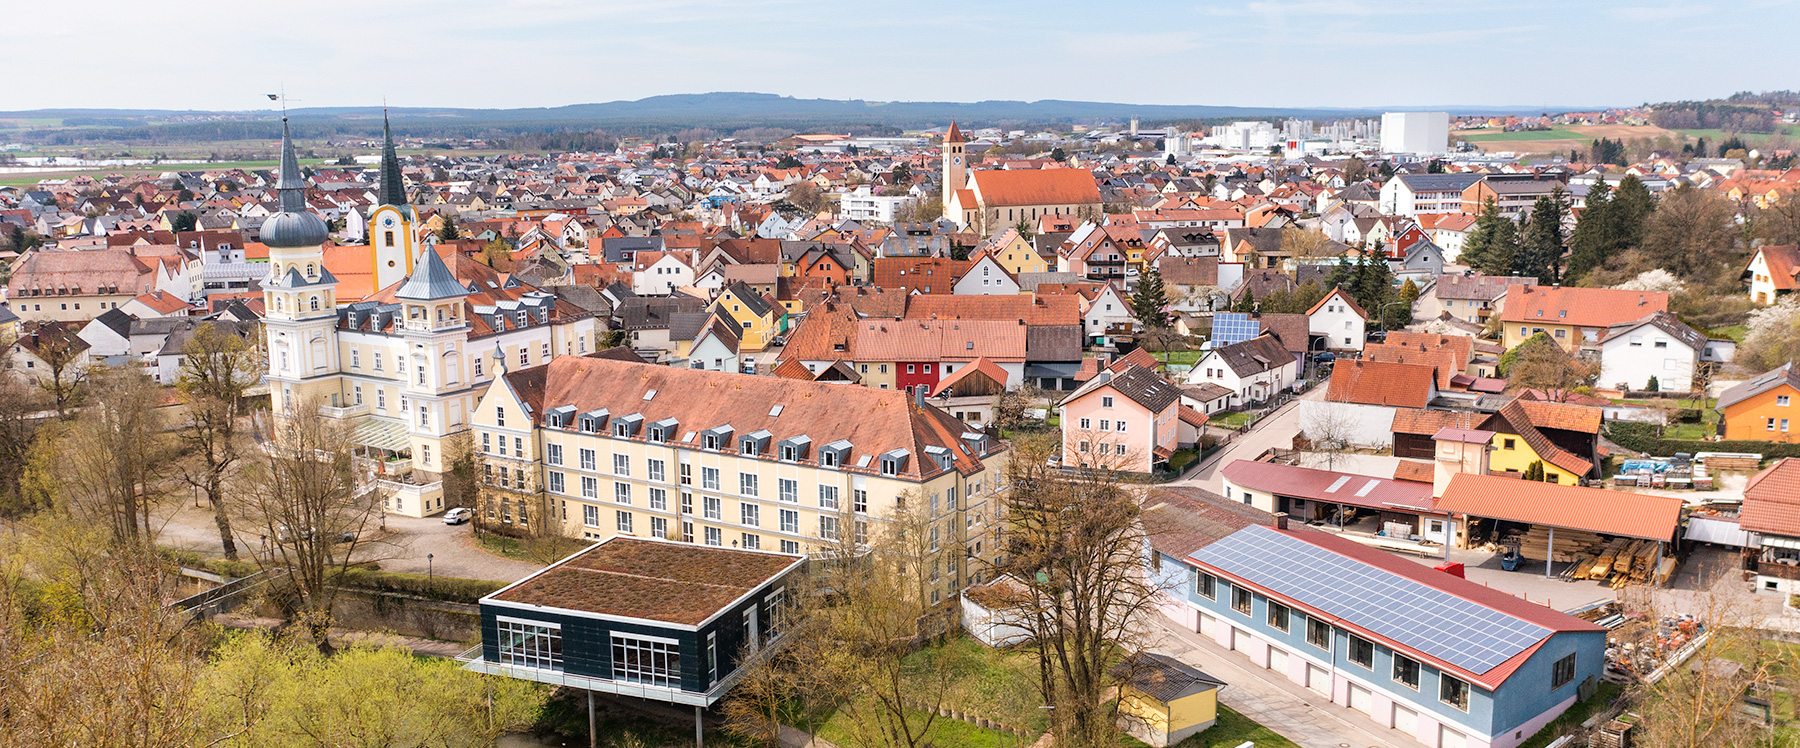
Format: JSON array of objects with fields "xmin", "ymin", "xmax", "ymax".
[
  {"xmin": 974, "ymin": 228, "xmax": 1048, "ymax": 277},
  {"xmin": 711, "ymin": 280, "xmax": 784, "ymax": 352},
  {"xmin": 1498, "ymin": 285, "xmax": 1669, "ymax": 352},
  {"xmin": 1114, "ymin": 652, "xmax": 1225, "ymax": 748},
  {"xmin": 1484, "ymin": 400, "xmax": 1597, "ymax": 485}
]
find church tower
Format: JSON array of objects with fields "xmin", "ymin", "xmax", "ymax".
[
  {"xmin": 261, "ymin": 115, "xmax": 339, "ymax": 414},
  {"xmin": 368, "ymin": 110, "xmax": 419, "ymax": 291},
  {"xmin": 941, "ymin": 121, "xmax": 966, "ymax": 216}
]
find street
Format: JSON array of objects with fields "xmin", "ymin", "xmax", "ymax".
[{"xmin": 1180, "ymin": 385, "xmax": 1328, "ymax": 495}]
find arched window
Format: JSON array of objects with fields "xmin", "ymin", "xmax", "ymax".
[
  {"xmin": 309, "ymin": 296, "xmax": 320, "ymax": 311},
  {"xmin": 306, "ymin": 263, "xmax": 316, "ymax": 278},
  {"xmin": 274, "ymin": 296, "xmax": 285, "ymax": 311}
]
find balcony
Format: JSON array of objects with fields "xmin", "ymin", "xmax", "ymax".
[
  {"xmin": 1753, "ymin": 558, "xmax": 1800, "ymax": 581},
  {"xmin": 320, "ymin": 402, "xmax": 369, "ymax": 419}
]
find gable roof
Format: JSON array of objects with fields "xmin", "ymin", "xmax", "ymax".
[
  {"xmin": 1436, "ymin": 472, "xmax": 1682, "ymax": 543},
  {"xmin": 1742, "ymin": 458, "xmax": 1800, "ymax": 536},
  {"xmin": 1390, "ymin": 408, "xmax": 1494, "ymax": 436},
  {"xmin": 1210, "ymin": 334, "xmax": 1293, "ymax": 377},
  {"xmin": 1499, "ymin": 285, "xmax": 1669, "ymax": 328},
  {"xmin": 1751, "ymin": 245, "xmax": 1800, "ymax": 291},
  {"xmin": 1221, "ymin": 460, "xmax": 1439, "ymax": 514},
  {"xmin": 969, "ymin": 169, "xmax": 1102, "ymax": 208},
  {"xmin": 1496, "ymin": 400, "xmax": 1594, "ymax": 476},
  {"xmin": 1325, "ymin": 359, "xmax": 1437, "ymax": 408},
  {"xmin": 1306, "ymin": 286, "xmax": 1367, "ymax": 319},
  {"xmin": 1142, "ymin": 485, "xmax": 1273, "ymax": 559},
  {"xmin": 1718, "ymin": 363, "xmax": 1800, "ymax": 410},
  {"xmin": 1113, "ymin": 651, "xmax": 1225, "ymax": 703}
]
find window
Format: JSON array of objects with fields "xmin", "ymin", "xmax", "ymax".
[
  {"xmin": 497, "ymin": 619, "xmax": 562, "ymax": 671},
  {"xmin": 1099, "ymin": 419, "xmax": 1110, "ymax": 431},
  {"xmin": 583, "ymin": 505, "xmax": 599, "ymax": 527},
  {"xmin": 780, "ymin": 509, "xmax": 799, "ymax": 533},
  {"xmin": 581, "ymin": 476, "xmax": 598, "ymax": 499},
  {"xmin": 1502, "ymin": 438, "xmax": 1516, "ymax": 450},
  {"xmin": 1116, "ymin": 420, "xmax": 1126, "ymax": 433},
  {"xmin": 702, "ymin": 496, "xmax": 722, "ymax": 519},
  {"xmin": 616, "ymin": 510, "xmax": 633, "ymax": 533},
  {"xmin": 615, "ymin": 482, "xmax": 631, "ymax": 504},
  {"xmin": 547, "ymin": 471, "xmax": 565, "ymax": 493},
  {"xmin": 781, "ymin": 540, "xmax": 800, "ymax": 554},
  {"xmin": 610, "ymin": 633, "xmax": 679, "ymax": 689},
  {"xmin": 1552, "ymin": 653, "xmax": 1577, "ymax": 689},
  {"xmin": 1393, "ymin": 654, "xmax": 1421, "ymax": 690},
  {"xmin": 1307, "ymin": 618, "xmax": 1330, "ymax": 650},
  {"xmin": 649, "ymin": 487, "xmax": 667, "ymax": 510},
  {"xmin": 820, "ymin": 515, "xmax": 840, "ymax": 540},
  {"xmin": 705, "ymin": 527, "xmax": 722, "ymax": 546},
  {"xmin": 853, "ymin": 489, "xmax": 867, "ymax": 513},
  {"xmin": 519, "ymin": 347, "xmax": 529, "ymax": 367},
  {"xmin": 741, "ymin": 532, "xmax": 760, "ymax": 550},
  {"xmin": 1079, "ymin": 417, "xmax": 1092, "ymax": 429},
  {"xmin": 1102, "ymin": 396, "xmax": 1114, "ymax": 408},
  {"xmin": 1195, "ymin": 573, "xmax": 1216, "ymax": 600},
  {"xmin": 648, "ymin": 459, "xmax": 665, "ymax": 482},
  {"xmin": 779, "ymin": 478, "xmax": 798, "ymax": 503},
  {"xmin": 547, "ymin": 443, "xmax": 563, "ymax": 465},
  {"xmin": 580, "ymin": 448, "xmax": 596, "ymax": 471},
  {"xmin": 680, "ymin": 463, "xmax": 692, "ymax": 485},
  {"xmin": 703, "ymin": 467, "xmax": 720, "ymax": 490},
  {"xmin": 495, "ymin": 406, "xmax": 504, "ymax": 427},
  {"xmin": 1232, "ymin": 586, "xmax": 1252, "ymax": 615},
  {"xmin": 741, "ymin": 503, "xmax": 760, "ymax": 527},
  {"xmin": 1781, "ymin": 396, "xmax": 1792, "ymax": 407},
  {"xmin": 651, "ymin": 516, "xmax": 667, "ymax": 539},
  {"xmin": 483, "ymin": 433, "xmax": 492, "ymax": 453},
  {"xmin": 681, "ymin": 492, "xmax": 693, "ymax": 514},
  {"xmin": 819, "ymin": 485, "xmax": 839, "ymax": 509},
  {"xmin": 613, "ymin": 454, "xmax": 629, "ymax": 476},
  {"xmin": 740, "ymin": 472, "xmax": 759, "ymax": 497},
  {"xmin": 706, "ymin": 633, "xmax": 717, "ymax": 685},
  {"xmin": 1267, "ymin": 602, "xmax": 1290, "ymax": 632},
  {"xmin": 1440, "ymin": 674, "xmax": 1469, "ymax": 711},
  {"xmin": 1349, "ymin": 635, "xmax": 1374, "ymax": 668}
]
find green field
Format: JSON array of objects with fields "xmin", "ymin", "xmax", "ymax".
[
  {"xmin": 1, "ymin": 158, "xmax": 334, "ymax": 187},
  {"xmin": 1455, "ymin": 128, "xmax": 1582, "ymax": 142},
  {"xmin": 1675, "ymin": 126, "xmax": 1800, "ymax": 142}
]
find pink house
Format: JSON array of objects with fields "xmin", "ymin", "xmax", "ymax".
[{"xmin": 1058, "ymin": 364, "xmax": 1182, "ymax": 472}]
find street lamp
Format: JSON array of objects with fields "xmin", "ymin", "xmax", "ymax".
[
  {"xmin": 1379, "ymin": 299, "xmax": 1411, "ymax": 332},
  {"xmin": 427, "ymin": 553, "xmax": 434, "ymax": 581}
]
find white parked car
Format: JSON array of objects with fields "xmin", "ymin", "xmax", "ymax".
[{"xmin": 442, "ymin": 507, "xmax": 474, "ymax": 525}]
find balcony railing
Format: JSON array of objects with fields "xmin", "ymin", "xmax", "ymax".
[
  {"xmin": 320, "ymin": 402, "xmax": 369, "ymax": 419},
  {"xmin": 1754, "ymin": 559, "xmax": 1800, "ymax": 581}
]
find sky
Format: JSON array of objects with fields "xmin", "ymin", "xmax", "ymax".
[{"xmin": 9, "ymin": 0, "xmax": 1800, "ymax": 112}]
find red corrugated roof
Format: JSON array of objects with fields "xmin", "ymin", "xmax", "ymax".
[{"xmin": 1435, "ymin": 473, "xmax": 1682, "ymax": 541}]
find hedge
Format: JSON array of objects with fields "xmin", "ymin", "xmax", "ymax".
[
  {"xmin": 336, "ymin": 569, "xmax": 506, "ymax": 604},
  {"xmin": 1604, "ymin": 421, "xmax": 1800, "ymax": 460}
]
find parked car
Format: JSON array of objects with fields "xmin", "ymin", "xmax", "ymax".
[
  {"xmin": 443, "ymin": 507, "xmax": 474, "ymax": 525},
  {"xmin": 1312, "ymin": 351, "xmax": 1337, "ymax": 364}
]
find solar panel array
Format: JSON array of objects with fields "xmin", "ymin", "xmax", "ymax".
[
  {"xmin": 1211, "ymin": 313, "xmax": 1261, "ymax": 346},
  {"xmin": 1193, "ymin": 525, "xmax": 1550, "ymax": 675}
]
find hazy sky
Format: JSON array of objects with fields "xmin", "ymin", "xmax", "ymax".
[{"xmin": 11, "ymin": 0, "xmax": 1798, "ymax": 111}]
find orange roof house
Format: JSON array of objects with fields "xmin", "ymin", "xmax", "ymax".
[{"xmin": 1324, "ymin": 359, "xmax": 1440, "ymax": 408}]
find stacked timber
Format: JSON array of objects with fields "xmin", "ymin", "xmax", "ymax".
[{"xmin": 1517, "ymin": 526, "xmax": 1604, "ymax": 562}]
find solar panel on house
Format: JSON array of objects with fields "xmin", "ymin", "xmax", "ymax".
[
  {"xmin": 1211, "ymin": 313, "xmax": 1261, "ymax": 346},
  {"xmin": 1191, "ymin": 525, "xmax": 1550, "ymax": 674}
]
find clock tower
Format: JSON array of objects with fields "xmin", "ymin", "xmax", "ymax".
[
  {"xmin": 368, "ymin": 110, "xmax": 419, "ymax": 291},
  {"xmin": 941, "ymin": 121, "xmax": 965, "ymax": 216}
]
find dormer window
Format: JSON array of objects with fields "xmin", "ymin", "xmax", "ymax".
[
  {"xmin": 613, "ymin": 413, "xmax": 643, "ymax": 438},
  {"xmin": 880, "ymin": 449, "xmax": 909, "ymax": 476},
  {"xmin": 649, "ymin": 418, "xmax": 679, "ymax": 443},
  {"xmin": 579, "ymin": 409, "xmax": 610, "ymax": 433},
  {"xmin": 703, "ymin": 425, "xmax": 734, "ymax": 451},
  {"xmin": 740, "ymin": 430, "xmax": 772, "ymax": 456}
]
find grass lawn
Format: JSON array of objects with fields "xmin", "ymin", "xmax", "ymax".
[
  {"xmin": 1, "ymin": 158, "xmax": 334, "ymax": 187},
  {"xmin": 1517, "ymin": 682, "xmax": 1622, "ymax": 748},
  {"xmin": 813, "ymin": 705, "xmax": 1026, "ymax": 748},
  {"xmin": 1455, "ymin": 128, "xmax": 1582, "ymax": 142},
  {"xmin": 472, "ymin": 529, "xmax": 589, "ymax": 565},
  {"xmin": 1711, "ymin": 324, "xmax": 1749, "ymax": 342},
  {"xmin": 1116, "ymin": 705, "xmax": 1299, "ymax": 748},
  {"xmin": 1214, "ymin": 411, "xmax": 1253, "ymax": 430},
  {"xmin": 1157, "ymin": 350, "xmax": 1205, "ymax": 368},
  {"xmin": 903, "ymin": 636, "xmax": 1049, "ymax": 732}
]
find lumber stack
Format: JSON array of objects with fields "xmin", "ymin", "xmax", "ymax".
[{"xmin": 1517, "ymin": 526, "xmax": 1604, "ymax": 562}]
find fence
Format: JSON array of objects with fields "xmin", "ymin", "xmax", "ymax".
[{"xmin": 898, "ymin": 696, "xmax": 1041, "ymax": 741}]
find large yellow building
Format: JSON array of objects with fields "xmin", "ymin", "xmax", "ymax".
[
  {"xmin": 472, "ymin": 355, "xmax": 1010, "ymax": 604},
  {"xmin": 261, "ymin": 114, "xmax": 601, "ymax": 517}
]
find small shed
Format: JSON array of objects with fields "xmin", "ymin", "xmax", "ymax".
[
  {"xmin": 960, "ymin": 575, "xmax": 1030, "ymax": 647},
  {"xmin": 1113, "ymin": 651, "xmax": 1226, "ymax": 747}
]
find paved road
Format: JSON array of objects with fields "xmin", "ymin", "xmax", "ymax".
[
  {"xmin": 156, "ymin": 501, "xmax": 542, "ymax": 582},
  {"xmin": 1181, "ymin": 386, "xmax": 1327, "ymax": 495}
]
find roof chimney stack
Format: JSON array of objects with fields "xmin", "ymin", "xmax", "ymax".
[{"xmin": 1274, "ymin": 512, "xmax": 1289, "ymax": 530}]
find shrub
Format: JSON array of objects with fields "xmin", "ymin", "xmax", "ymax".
[
  {"xmin": 335, "ymin": 569, "xmax": 506, "ymax": 604},
  {"xmin": 1605, "ymin": 421, "xmax": 1800, "ymax": 459},
  {"xmin": 1674, "ymin": 408, "xmax": 1703, "ymax": 424}
]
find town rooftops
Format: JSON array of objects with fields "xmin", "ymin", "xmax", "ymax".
[
  {"xmin": 1220, "ymin": 460, "xmax": 1440, "ymax": 515},
  {"xmin": 1394, "ymin": 173, "xmax": 1485, "ymax": 192},
  {"xmin": 1741, "ymin": 458, "xmax": 1800, "ymax": 537},
  {"xmin": 1188, "ymin": 523, "xmax": 1602, "ymax": 690},
  {"xmin": 1391, "ymin": 408, "xmax": 1492, "ymax": 436},
  {"xmin": 1718, "ymin": 363, "xmax": 1800, "ymax": 410},
  {"xmin": 1432, "ymin": 273, "xmax": 1536, "ymax": 301},
  {"xmin": 1211, "ymin": 334, "xmax": 1294, "ymax": 378},
  {"xmin": 1435, "ymin": 472, "xmax": 1683, "ymax": 542},
  {"xmin": 1325, "ymin": 359, "xmax": 1437, "ymax": 408},
  {"xmin": 1498, "ymin": 285, "xmax": 1669, "ymax": 329},
  {"xmin": 484, "ymin": 536, "xmax": 802, "ymax": 627}
]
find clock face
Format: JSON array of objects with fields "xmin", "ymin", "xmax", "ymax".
[
  {"xmin": 952, "ymin": 157, "xmax": 962, "ymax": 165},
  {"xmin": 383, "ymin": 217, "xmax": 395, "ymax": 226}
]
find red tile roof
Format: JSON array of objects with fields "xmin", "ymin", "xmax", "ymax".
[
  {"xmin": 1753, "ymin": 245, "xmax": 1800, "ymax": 291},
  {"xmin": 1435, "ymin": 473, "xmax": 1682, "ymax": 541},
  {"xmin": 1499, "ymin": 285, "xmax": 1669, "ymax": 329},
  {"xmin": 969, "ymin": 168, "xmax": 1102, "ymax": 208},
  {"xmin": 1325, "ymin": 359, "xmax": 1438, "ymax": 408},
  {"xmin": 1221, "ymin": 460, "xmax": 1439, "ymax": 514},
  {"xmin": 1742, "ymin": 458, "xmax": 1800, "ymax": 536}
]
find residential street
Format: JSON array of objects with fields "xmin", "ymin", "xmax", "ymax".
[{"xmin": 1180, "ymin": 384, "xmax": 1327, "ymax": 495}]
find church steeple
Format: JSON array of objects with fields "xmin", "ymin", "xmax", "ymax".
[
  {"xmin": 379, "ymin": 110, "xmax": 407, "ymax": 207},
  {"xmin": 941, "ymin": 121, "xmax": 967, "ymax": 219},
  {"xmin": 262, "ymin": 116, "xmax": 329, "ymax": 249}
]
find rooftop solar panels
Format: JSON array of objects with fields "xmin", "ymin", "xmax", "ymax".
[
  {"xmin": 1192, "ymin": 525, "xmax": 1550, "ymax": 675},
  {"xmin": 1212, "ymin": 313, "xmax": 1261, "ymax": 347}
]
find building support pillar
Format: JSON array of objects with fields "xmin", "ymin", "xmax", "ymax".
[
  {"xmin": 696, "ymin": 705, "xmax": 705, "ymax": 748},
  {"xmin": 588, "ymin": 690, "xmax": 597, "ymax": 748},
  {"xmin": 1546, "ymin": 526, "xmax": 1556, "ymax": 579},
  {"xmin": 1654, "ymin": 540, "xmax": 1665, "ymax": 586},
  {"xmin": 1443, "ymin": 519, "xmax": 1452, "ymax": 560}
]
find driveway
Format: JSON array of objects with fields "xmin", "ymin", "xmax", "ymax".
[
  {"xmin": 1181, "ymin": 385, "xmax": 1327, "ymax": 495},
  {"xmin": 155, "ymin": 501, "xmax": 542, "ymax": 582}
]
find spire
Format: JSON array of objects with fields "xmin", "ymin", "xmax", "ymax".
[
  {"xmin": 944, "ymin": 121, "xmax": 965, "ymax": 145},
  {"xmin": 379, "ymin": 109, "xmax": 407, "ymax": 206},
  {"xmin": 395, "ymin": 247, "xmax": 466, "ymax": 301},
  {"xmin": 277, "ymin": 117, "xmax": 306, "ymax": 213}
]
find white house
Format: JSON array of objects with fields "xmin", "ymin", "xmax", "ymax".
[
  {"xmin": 685, "ymin": 316, "xmax": 742, "ymax": 373},
  {"xmin": 1379, "ymin": 173, "xmax": 1484, "ymax": 216},
  {"xmin": 1595, "ymin": 311, "xmax": 1708, "ymax": 392},
  {"xmin": 1083, "ymin": 284, "xmax": 1138, "ymax": 346},
  {"xmin": 1186, "ymin": 334, "xmax": 1297, "ymax": 408},
  {"xmin": 839, "ymin": 185, "xmax": 913, "ymax": 224},
  {"xmin": 953, "ymin": 255, "xmax": 1021, "ymax": 295},
  {"xmin": 1306, "ymin": 287, "xmax": 1368, "ymax": 352},
  {"xmin": 634, "ymin": 253, "xmax": 696, "ymax": 296}
]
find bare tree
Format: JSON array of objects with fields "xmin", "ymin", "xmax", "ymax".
[
  {"xmin": 26, "ymin": 324, "xmax": 89, "ymax": 419},
  {"xmin": 0, "ymin": 374, "xmax": 43, "ymax": 516},
  {"xmin": 1299, "ymin": 403, "xmax": 1359, "ymax": 471},
  {"xmin": 58, "ymin": 370, "xmax": 175, "ymax": 548},
  {"xmin": 1280, "ymin": 227, "xmax": 1340, "ymax": 261},
  {"xmin": 233, "ymin": 398, "xmax": 389, "ymax": 646},
  {"xmin": 174, "ymin": 321, "xmax": 263, "ymax": 560},
  {"xmin": 1620, "ymin": 583, "xmax": 1787, "ymax": 748},
  {"xmin": 995, "ymin": 434, "xmax": 1169, "ymax": 748}
]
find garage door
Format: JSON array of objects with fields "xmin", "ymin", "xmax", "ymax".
[
  {"xmin": 1199, "ymin": 612, "xmax": 1214, "ymax": 637},
  {"xmin": 1306, "ymin": 664, "xmax": 1331, "ymax": 695},
  {"xmin": 1393, "ymin": 704, "xmax": 1418, "ymax": 734},
  {"xmin": 1268, "ymin": 646, "xmax": 1288, "ymax": 674},
  {"xmin": 1440, "ymin": 724, "xmax": 1467, "ymax": 748},
  {"xmin": 1231, "ymin": 628, "xmax": 1249, "ymax": 654},
  {"xmin": 1347, "ymin": 683, "xmax": 1372, "ymax": 715}
]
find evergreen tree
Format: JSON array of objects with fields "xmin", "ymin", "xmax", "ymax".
[
  {"xmin": 1610, "ymin": 174, "xmax": 1656, "ymax": 250},
  {"xmin": 1565, "ymin": 179, "xmax": 1614, "ymax": 282},
  {"xmin": 437, "ymin": 215, "xmax": 460, "ymax": 241},
  {"xmin": 1166, "ymin": 154, "xmax": 1176, "ymax": 166},
  {"xmin": 1131, "ymin": 269, "xmax": 1172, "ymax": 328},
  {"xmin": 1050, "ymin": 147, "xmax": 1067, "ymax": 162},
  {"xmin": 1459, "ymin": 198, "xmax": 1502, "ymax": 272},
  {"xmin": 1352, "ymin": 254, "xmax": 1395, "ymax": 313},
  {"xmin": 1377, "ymin": 160, "xmax": 1395, "ymax": 179},
  {"xmin": 1517, "ymin": 187, "xmax": 1569, "ymax": 283},
  {"xmin": 1481, "ymin": 214, "xmax": 1522, "ymax": 277},
  {"xmin": 1522, "ymin": 460, "xmax": 1546, "ymax": 482},
  {"xmin": 1230, "ymin": 289, "xmax": 1256, "ymax": 313}
]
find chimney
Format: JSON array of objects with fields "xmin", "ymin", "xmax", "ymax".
[
  {"xmin": 1274, "ymin": 512, "xmax": 1289, "ymax": 530},
  {"xmin": 914, "ymin": 385, "xmax": 926, "ymax": 409}
]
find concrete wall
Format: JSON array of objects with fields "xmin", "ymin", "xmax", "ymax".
[{"xmin": 1299, "ymin": 400, "xmax": 1396, "ymax": 448}]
